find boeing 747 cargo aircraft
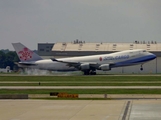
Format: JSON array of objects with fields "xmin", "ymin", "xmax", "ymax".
[{"xmin": 12, "ymin": 43, "xmax": 156, "ymax": 75}]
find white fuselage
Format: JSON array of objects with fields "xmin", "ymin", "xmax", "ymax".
[{"xmin": 18, "ymin": 49, "xmax": 156, "ymax": 71}]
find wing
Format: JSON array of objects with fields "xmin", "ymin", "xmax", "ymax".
[{"xmin": 51, "ymin": 58, "xmax": 99, "ymax": 69}]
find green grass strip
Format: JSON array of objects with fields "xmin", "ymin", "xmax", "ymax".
[
  {"xmin": 0, "ymin": 89, "xmax": 161, "ymax": 94},
  {"xmin": 1, "ymin": 83, "xmax": 161, "ymax": 86},
  {"xmin": 0, "ymin": 76, "xmax": 161, "ymax": 82}
]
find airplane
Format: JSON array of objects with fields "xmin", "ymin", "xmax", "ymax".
[{"xmin": 12, "ymin": 42, "xmax": 156, "ymax": 75}]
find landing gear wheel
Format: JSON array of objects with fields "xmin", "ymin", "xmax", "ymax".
[
  {"xmin": 83, "ymin": 70, "xmax": 96, "ymax": 75},
  {"xmin": 91, "ymin": 71, "xmax": 96, "ymax": 75},
  {"xmin": 83, "ymin": 70, "xmax": 90, "ymax": 75},
  {"xmin": 140, "ymin": 65, "xmax": 143, "ymax": 71},
  {"xmin": 89, "ymin": 70, "xmax": 96, "ymax": 75}
]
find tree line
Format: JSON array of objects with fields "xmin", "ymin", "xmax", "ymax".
[{"xmin": 0, "ymin": 51, "xmax": 19, "ymax": 71}]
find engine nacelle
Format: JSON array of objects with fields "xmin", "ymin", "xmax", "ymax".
[
  {"xmin": 80, "ymin": 63, "xmax": 90, "ymax": 70},
  {"xmin": 99, "ymin": 64, "xmax": 111, "ymax": 71}
]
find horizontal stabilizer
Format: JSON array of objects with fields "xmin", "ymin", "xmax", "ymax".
[{"xmin": 15, "ymin": 62, "xmax": 37, "ymax": 66}]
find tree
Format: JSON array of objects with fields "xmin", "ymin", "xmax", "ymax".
[
  {"xmin": 0, "ymin": 51, "xmax": 6, "ymax": 68},
  {"xmin": 5, "ymin": 51, "xmax": 19, "ymax": 70},
  {"xmin": 0, "ymin": 51, "xmax": 19, "ymax": 70}
]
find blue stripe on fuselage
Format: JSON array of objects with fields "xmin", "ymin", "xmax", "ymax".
[{"xmin": 113, "ymin": 54, "xmax": 156, "ymax": 67}]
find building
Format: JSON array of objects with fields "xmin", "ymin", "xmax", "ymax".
[
  {"xmin": 38, "ymin": 43, "xmax": 54, "ymax": 59},
  {"xmin": 38, "ymin": 41, "xmax": 161, "ymax": 74}
]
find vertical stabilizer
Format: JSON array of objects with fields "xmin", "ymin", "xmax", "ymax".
[{"xmin": 12, "ymin": 43, "xmax": 42, "ymax": 62}]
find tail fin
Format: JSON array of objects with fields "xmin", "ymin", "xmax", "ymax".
[{"xmin": 12, "ymin": 43, "xmax": 42, "ymax": 62}]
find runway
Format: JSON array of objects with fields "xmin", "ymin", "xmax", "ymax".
[
  {"xmin": 1, "ymin": 100, "xmax": 161, "ymax": 120},
  {"xmin": 1, "ymin": 86, "xmax": 161, "ymax": 89},
  {"xmin": 0, "ymin": 100, "xmax": 127, "ymax": 120}
]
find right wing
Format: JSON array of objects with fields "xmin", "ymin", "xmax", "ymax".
[
  {"xmin": 51, "ymin": 58, "xmax": 99, "ymax": 70},
  {"xmin": 51, "ymin": 58, "xmax": 81, "ymax": 67},
  {"xmin": 51, "ymin": 58, "xmax": 115, "ymax": 71}
]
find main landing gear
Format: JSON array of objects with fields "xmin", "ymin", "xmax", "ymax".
[{"xmin": 83, "ymin": 70, "xmax": 96, "ymax": 75}]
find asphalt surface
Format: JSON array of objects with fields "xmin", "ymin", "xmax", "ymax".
[{"xmin": 1, "ymin": 100, "xmax": 161, "ymax": 120}]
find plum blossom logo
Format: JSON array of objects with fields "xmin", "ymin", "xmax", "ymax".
[
  {"xmin": 99, "ymin": 57, "xmax": 102, "ymax": 61},
  {"xmin": 18, "ymin": 48, "xmax": 33, "ymax": 61}
]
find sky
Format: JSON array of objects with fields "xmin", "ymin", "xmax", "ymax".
[{"xmin": 0, "ymin": 0, "xmax": 161, "ymax": 50}]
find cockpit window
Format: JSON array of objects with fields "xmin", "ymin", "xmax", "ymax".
[{"xmin": 143, "ymin": 50, "xmax": 146, "ymax": 52}]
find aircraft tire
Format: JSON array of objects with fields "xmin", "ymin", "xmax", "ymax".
[
  {"xmin": 84, "ymin": 70, "xmax": 89, "ymax": 75},
  {"xmin": 93, "ymin": 72, "xmax": 96, "ymax": 75},
  {"xmin": 91, "ymin": 71, "xmax": 96, "ymax": 75},
  {"xmin": 84, "ymin": 70, "xmax": 96, "ymax": 75},
  {"xmin": 89, "ymin": 71, "xmax": 96, "ymax": 75}
]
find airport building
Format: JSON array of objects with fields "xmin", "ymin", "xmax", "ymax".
[
  {"xmin": 38, "ymin": 40, "xmax": 161, "ymax": 74},
  {"xmin": 38, "ymin": 43, "xmax": 54, "ymax": 59}
]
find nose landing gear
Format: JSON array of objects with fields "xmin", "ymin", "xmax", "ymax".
[{"xmin": 140, "ymin": 65, "xmax": 143, "ymax": 71}]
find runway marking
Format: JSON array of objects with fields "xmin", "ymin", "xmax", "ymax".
[{"xmin": 122, "ymin": 101, "xmax": 130, "ymax": 120}]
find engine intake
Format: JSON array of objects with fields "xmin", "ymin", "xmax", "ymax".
[
  {"xmin": 80, "ymin": 63, "xmax": 90, "ymax": 70},
  {"xmin": 99, "ymin": 64, "xmax": 111, "ymax": 71}
]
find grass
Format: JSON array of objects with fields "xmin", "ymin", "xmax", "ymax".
[
  {"xmin": 0, "ymin": 76, "xmax": 161, "ymax": 86},
  {"xmin": 0, "ymin": 75, "xmax": 161, "ymax": 95},
  {"xmin": 0, "ymin": 76, "xmax": 161, "ymax": 82},
  {"xmin": 1, "ymin": 83, "xmax": 161, "ymax": 86},
  {"xmin": 0, "ymin": 89, "xmax": 161, "ymax": 94}
]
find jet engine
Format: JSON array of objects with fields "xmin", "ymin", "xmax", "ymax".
[
  {"xmin": 79, "ymin": 63, "xmax": 90, "ymax": 70},
  {"xmin": 99, "ymin": 64, "xmax": 111, "ymax": 71}
]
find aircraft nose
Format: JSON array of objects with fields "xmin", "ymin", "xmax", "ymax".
[{"xmin": 149, "ymin": 53, "xmax": 156, "ymax": 60}]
